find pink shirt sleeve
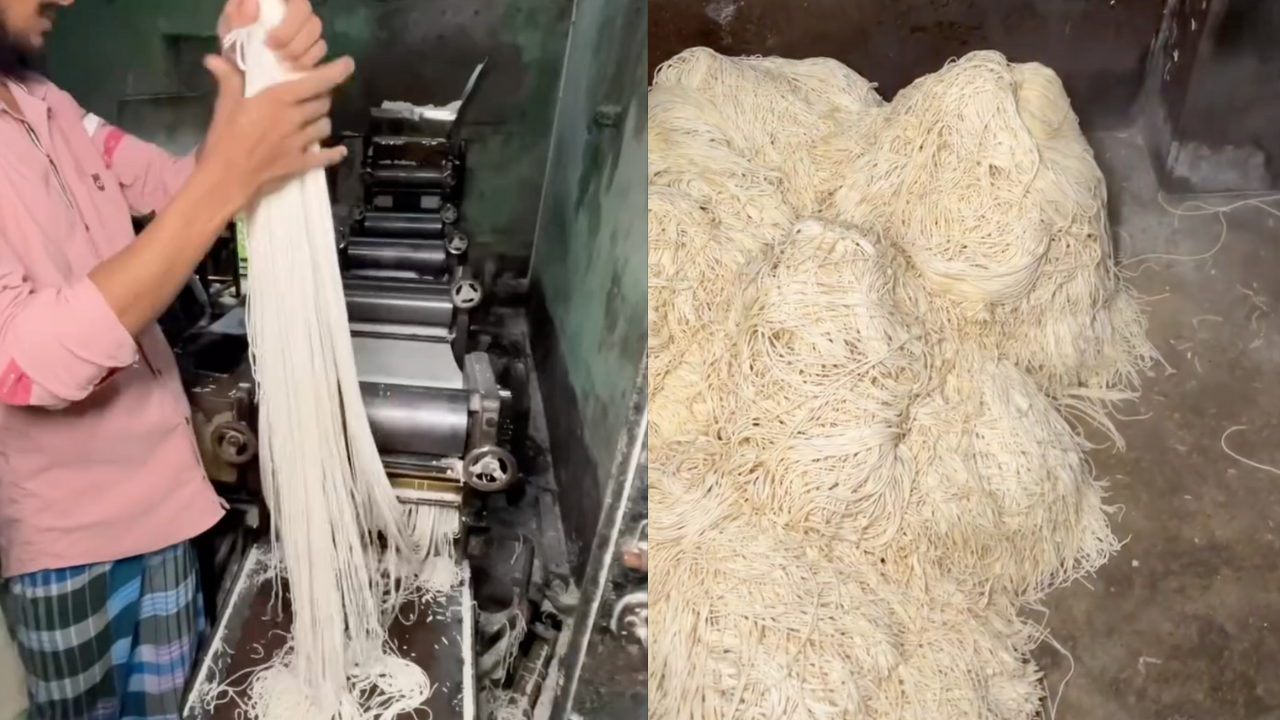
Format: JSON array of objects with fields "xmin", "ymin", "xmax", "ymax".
[
  {"xmin": 46, "ymin": 84, "xmax": 195, "ymax": 215},
  {"xmin": 0, "ymin": 243, "xmax": 139, "ymax": 409},
  {"xmin": 89, "ymin": 120, "xmax": 196, "ymax": 216}
]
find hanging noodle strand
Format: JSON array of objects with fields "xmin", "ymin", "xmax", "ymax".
[{"xmin": 210, "ymin": 3, "xmax": 460, "ymax": 717}]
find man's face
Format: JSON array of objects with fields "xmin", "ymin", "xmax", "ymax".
[
  {"xmin": 0, "ymin": 0, "xmax": 70, "ymax": 51},
  {"xmin": 0, "ymin": 0, "xmax": 70, "ymax": 80}
]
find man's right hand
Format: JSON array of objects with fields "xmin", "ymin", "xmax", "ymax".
[
  {"xmin": 198, "ymin": 53, "xmax": 354, "ymax": 211},
  {"xmin": 88, "ymin": 53, "xmax": 354, "ymax": 336}
]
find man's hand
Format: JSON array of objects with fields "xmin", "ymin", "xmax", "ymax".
[
  {"xmin": 88, "ymin": 53, "xmax": 354, "ymax": 336},
  {"xmin": 201, "ymin": 53, "xmax": 353, "ymax": 210},
  {"xmin": 218, "ymin": 0, "xmax": 328, "ymax": 70}
]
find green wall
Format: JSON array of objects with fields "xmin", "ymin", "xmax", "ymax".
[
  {"xmin": 44, "ymin": 0, "xmax": 574, "ymax": 273},
  {"xmin": 532, "ymin": 0, "xmax": 647, "ymax": 489}
]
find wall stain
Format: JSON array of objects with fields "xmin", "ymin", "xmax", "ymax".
[{"xmin": 531, "ymin": 0, "xmax": 647, "ymax": 532}]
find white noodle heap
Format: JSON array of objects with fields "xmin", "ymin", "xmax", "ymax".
[{"xmin": 649, "ymin": 49, "xmax": 1153, "ymax": 719}]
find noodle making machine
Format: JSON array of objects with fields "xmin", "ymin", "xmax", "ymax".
[
  {"xmin": 176, "ymin": 64, "xmax": 536, "ymax": 720},
  {"xmin": 127, "ymin": 9, "xmax": 651, "ymax": 709},
  {"xmin": 335, "ymin": 61, "xmax": 521, "ymax": 510},
  {"xmin": 180, "ymin": 62, "xmax": 519, "ymax": 516},
  {"xmin": 101, "ymin": 0, "xmax": 645, "ymax": 712}
]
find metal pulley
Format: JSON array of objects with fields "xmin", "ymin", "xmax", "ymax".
[
  {"xmin": 211, "ymin": 421, "xmax": 257, "ymax": 465},
  {"xmin": 452, "ymin": 278, "xmax": 483, "ymax": 309},
  {"xmin": 463, "ymin": 446, "xmax": 518, "ymax": 492},
  {"xmin": 610, "ymin": 590, "xmax": 648, "ymax": 648},
  {"xmin": 445, "ymin": 231, "xmax": 469, "ymax": 255}
]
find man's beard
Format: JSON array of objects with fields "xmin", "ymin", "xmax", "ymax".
[
  {"xmin": 0, "ymin": 32, "xmax": 40, "ymax": 81},
  {"xmin": 0, "ymin": 5, "xmax": 55, "ymax": 82}
]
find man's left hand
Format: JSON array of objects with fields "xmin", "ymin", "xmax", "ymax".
[{"xmin": 218, "ymin": 0, "xmax": 328, "ymax": 71}]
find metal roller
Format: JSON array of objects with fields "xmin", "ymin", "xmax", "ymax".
[
  {"xmin": 344, "ymin": 278, "xmax": 454, "ymax": 327},
  {"xmin": 361, "ymin": 382, "xmax": 469, "ymax": 459},
  {"xmin": 365, "ymin": 164, "xmax": 454, "ymax": 189},
  {"xmin": 365, "ymin": 193, "xmax": 444, "ymax": 213},
  {"xmin": 346, "ymin": 237, "xmax": 447, "ymax": 276},
  {"xmin": 368, "ymin": 135, "xmax": 450, "ymax": 159},
  {"xmin": 362, "ymin": 211, "xmax": 446, "ymax": 238}
]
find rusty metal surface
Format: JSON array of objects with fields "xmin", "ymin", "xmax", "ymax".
[
  {"xmin": 1152, "ymin": 0, "xmax": 1219, "ymax": 132},
  {"xmin": 1137, "ymin": 0, "xmax": 1280, "ymax": 193},
  {"xmin": 1171, "ymin": 0, "xmax": 1280, "ymax": 185},
  {"xmin": 1140, "ymin": 0, "xmax": 1220, "ymax": 191},
  {"xmin": 549, "ymin": 363, "xmax": 647, "ymax": 720},
  {"xmin": 649, "ymin": 0, "xmax": 1167, "ymax": 127}
]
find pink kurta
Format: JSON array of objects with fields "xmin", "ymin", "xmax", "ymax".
[{"xmin": 0, "ymin": 77, "xmax": 225, "ymax": 577}]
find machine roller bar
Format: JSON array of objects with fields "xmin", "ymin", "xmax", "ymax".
[
  {"xmin": 362, "ymin": 211, "xmax": 447, "ymax": 239},
  {"xmin": 347, "ymin": 237, "xmax": 448, "ymax": 276},
  {"xmin": 362, "ymin": 383, "xmax": 470, "ymax": 458},
  {"xmin": 344, "ymin": 278, "xmax": 454, "ymax": 327},
  {"xmin": 365, "ymin": 164, "xmax": 454, "ymax": 190}
]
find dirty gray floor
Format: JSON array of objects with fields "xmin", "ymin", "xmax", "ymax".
[{"xmin": 1034, "ymin": 131, "xmax": 1280, "ymax": 720}]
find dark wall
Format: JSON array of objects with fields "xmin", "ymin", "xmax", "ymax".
[{"xmin": 649, "ymin": 0, "xmax": 1168, "ymax": 127}]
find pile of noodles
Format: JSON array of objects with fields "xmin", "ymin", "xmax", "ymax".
[{"xmin": 648, "ymin": 49, "xmax": 1153, "ymax": 719}]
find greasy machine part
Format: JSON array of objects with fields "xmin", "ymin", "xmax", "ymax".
[
  {"xmin": 362, "ymin": 211, "xmax": 447, "ymax": 238},
  {"xmin": 363, "ymin": 382, "xmax": 471, "ymax": 458},
  {"xmin": 347, "ymin": 237, "xmax": 448, "ymax": 277},
  {"xmin": 344, "ymin": 277, "xmax": 455, "ymax": 327},
  {"xmin": 365, "ymin": 163, "xmax": 455, "ymax": 189}
]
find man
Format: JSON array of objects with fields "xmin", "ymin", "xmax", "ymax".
[{"xmin": 0, "ymin": 0, "xmax": 353, "ymax": 717}]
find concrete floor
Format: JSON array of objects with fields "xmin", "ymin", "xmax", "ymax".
[{"xmin": 1035, "ymin": 131, "xmax": 1280, "ymax": 720}]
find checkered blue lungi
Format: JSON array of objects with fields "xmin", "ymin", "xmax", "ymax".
[{"xmin": 0, "ymin": 542, "xmax": 205, "ymax": 720}]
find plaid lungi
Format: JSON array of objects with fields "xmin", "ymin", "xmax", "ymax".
[{"xmin": 0, "ymin": 542, "xmax": 205, "ymax": 720}]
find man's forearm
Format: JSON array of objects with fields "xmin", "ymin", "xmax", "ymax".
[{"xmin": 89, "ymin": 164, "xmax": 246, "ymax": 336}]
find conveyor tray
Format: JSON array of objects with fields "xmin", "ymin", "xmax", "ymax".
[{"xmin": 182, "ymin": 540, "xmax": 473, "ymax": 720}]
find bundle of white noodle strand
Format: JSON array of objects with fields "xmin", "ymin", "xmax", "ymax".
[
  {"xmin": 222, "ymin": 2, "xmax": 438, "ymax": 716},
  {"xmin": 649, "ymin": 49, "xmax": 1154, "ymax": 719},
  {"xmin": 402, "ymin": 503, "xmax": 463, "ymax": 598}
]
